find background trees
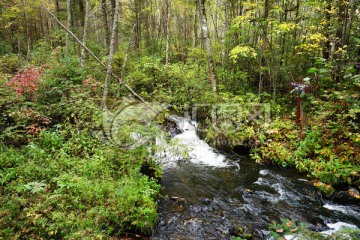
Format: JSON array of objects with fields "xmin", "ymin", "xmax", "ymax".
[{"xmin": 1, "ymin": 0, "xmax": 358, "ymax": 98}]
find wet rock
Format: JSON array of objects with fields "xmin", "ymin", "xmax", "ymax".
[
  {"xmin": 163, "ymin": 117, "xmax": 183, "ymax": 137},
  {"xmin": 202, "ymin": 197, "xmax": 212, "ymax": 205},
  {"xmin": 309, "ymin": 222, "xmax": 329, "ymax": 232},
  {"xmin": 229, "ymin": 226, "xmax": 253, "ymax": 239},
  {"xmin": 252, "ymin": 229, "xmax": 268, "ymax": 240},
  {"xmin": 170, "ymin": 196, "xmax": 187, "ymax": 204},
  {"xmin": 332, "ymin": 188, "xmax": 360, "ymax": 205}
]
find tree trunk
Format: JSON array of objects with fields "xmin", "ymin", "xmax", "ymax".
[
  {"xmin": 80, "ymin": 0, "xmax": 90, "ymax": 69},
  {"xmin": 110, "ymin": 0, "xmax": 119, "ymax": 52},
  {"xmin": 78, "ymin": 0, "xmax": 85, "ymax": 27},
  {"xmin": 343, "ymin": 0, "xmax": 355, "ymax": 47},
  {"xmin": 54, "ymin": 0, "xmax": 59, "ymax": 13},
  {"xmin": 165, "ymin": 0, "xmax": 170, "ymax": 65},
  {"xmin": 198, "ymin": 0, "xmax": 217, "ymax": 93},
  {"xmin": 17, "ymin": 35, "xmax": 21, "ymax": 67},
  {"xmin": 101, "ymin": 0, "xmax": 110, "ymax": 49},
  {"xmin": 66, "ymin": 0, "xmax": 71, "ymax": 56},
  {"xmin": 192, "ymin": 4, "xmax": 198, "ymax": 48},
  {"xmin": 220, "ymin": 0, "xmax": 226, "ymax": 68},
  {"xmin": 134, "ymin": 0, "xmax": 141, "ymax": 49},
  {"xmin": 322, "ymin": 1, "xmax": 331, "ymax": 60},
  {"xmin": 102, "ymin": 0, "xmax": 120, "ymax": 109}
]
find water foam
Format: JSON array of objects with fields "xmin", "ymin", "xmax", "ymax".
[
  {"xmin": 321, "ymin": 222, "xmax": 358, "ymax": 235},
  {"xmin": 323, "ymin": 203, "xmax": 360, "ymax": 216},
  {"xmin": 173, "ymin": 118, "xmax": 229, "ymax": 167}
]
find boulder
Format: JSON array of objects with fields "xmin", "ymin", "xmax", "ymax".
[{"xmin": 332, "ymin": 188, "xmax": 360, "ymax": 205}]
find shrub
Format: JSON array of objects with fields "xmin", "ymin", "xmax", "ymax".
[
  {"xmin": 0, "ymin": 127, "xmax": 161, "ymax": 239},
  {"xmin": 0, "ymin": 54, "xmax": 19, "ymax": 74},
  {"xmin": 6, "ymin": 67, "xmax": 42, "ymax": 100}
]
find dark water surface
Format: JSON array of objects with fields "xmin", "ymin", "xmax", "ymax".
[{"xmin": 152, "ymin": 117, "xmax": 360, "ymax": 239}]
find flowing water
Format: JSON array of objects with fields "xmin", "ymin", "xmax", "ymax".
[{"xmin": 152, "ymin": 116, "xmax": 360, "ymax": 239}]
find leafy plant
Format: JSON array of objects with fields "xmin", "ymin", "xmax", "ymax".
[{"xmin": 269, "ymin": 219, "xmax": 308, "ymax": 240}]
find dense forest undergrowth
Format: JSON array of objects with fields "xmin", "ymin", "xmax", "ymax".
[{"xmin": 1, "ymin": 0, "xmax": 360, "ymax": 238}]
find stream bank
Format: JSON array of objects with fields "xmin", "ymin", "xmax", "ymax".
[{"xmin": 152, "ymin": 116, "xmax": 360, "ymax": 239}]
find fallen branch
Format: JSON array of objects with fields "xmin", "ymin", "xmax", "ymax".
[{"xmin": 40, "ymin": 2, "xmax": 147, "ymax": 105}]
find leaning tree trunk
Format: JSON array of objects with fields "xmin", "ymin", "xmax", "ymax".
[
  {"xmin": 66, "ymin": 0, "xmax": 71, "ymax": 56},
  {"xmin": 102, "ymin": 0, "xmax": 120, "ymax": 109},
  {"xmin": 198, "ymin": 0, "xmax": 217, "ymax": 93},
  {"xmin": 80, "ymin": 0, "xmax": 90, "ymax": 69}
]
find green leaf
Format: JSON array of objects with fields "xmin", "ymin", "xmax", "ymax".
[{"xmin": 307, "ymin": 68, "xmax": 317, "ymax": 74}]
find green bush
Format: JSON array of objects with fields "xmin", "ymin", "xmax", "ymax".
[
  {"xmin": 0, "ymin": 41, "xmax": 12, "ymax": 55},
  {"xmin": 0, "ymin": 54, "xmax": 18, "ymax": 74},
  {"xmin": 0, "ymin": 127, "xmax": 161, "ymax": 239}
]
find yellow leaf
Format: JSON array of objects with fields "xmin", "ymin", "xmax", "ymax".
[{"xmin": 286, "ymin": 221, "xmax": 293, "ymax": 227}]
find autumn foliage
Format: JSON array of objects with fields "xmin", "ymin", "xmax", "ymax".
[{"xmin": 6, "ymin": 67, "xmax": 42, "ymax": 100}]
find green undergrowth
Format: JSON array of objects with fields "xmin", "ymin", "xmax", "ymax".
[
  {"xmin": 0, "ymin": 58, "xmax": 163, "ymax": 239},
  {"xmin": 0, "ymin": 128, "xmax": 161, "ymax": 239},
  {"xmin": 250, "ymin": 83, "xmax": 360, "ymax": 191}
]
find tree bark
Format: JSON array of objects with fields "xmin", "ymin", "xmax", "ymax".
[
  {"xmin": 102, "ymin": 0, "xmax": 120, "ymax": 109},
  {"xmin": 66, "ymin": 0, "xmax": 71, "ymax": 56},
  {"xmin": 101, "ymin": 0, "xmax": 110, "ymax": 48},
  {"xmin": 134, "ymin": 0, "xmax": 141, "ymax": 49},
  {"xmin": 220, "ymin": 0, "xmax": 226, "ymax": 68},
  {"xmin": 343, "ymin": 0, "xmax": 355, "ymax": 47},
  {"xmin": 80, "ymin": 0, "xmax": 90, "ymax": 69},
  {"xmin": 192, "ymin": 4, "xmax": 198, "ymax": 48},
  {"xmin": 165, "ymin": 0, "xmax": 170, "ymax": 65},
  {"xmin": 78, "ymin": 0, "xmax": 85, "ymax": 27},
  {"xmin": 198, "ymin": 0, "xmax": 217, "ymax": 93},
  {"xmin": 54, "ymin": 0, "xmax": 59, "ymax": 13}
]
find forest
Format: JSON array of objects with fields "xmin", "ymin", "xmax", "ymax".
[{"xmin": 0, "ymin": 0, "xmax": 360, "ymax": 239}]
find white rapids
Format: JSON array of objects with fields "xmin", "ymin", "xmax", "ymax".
[{"xmin": 156, "ymin": 116, "xmax": 233, "ymax": 168}]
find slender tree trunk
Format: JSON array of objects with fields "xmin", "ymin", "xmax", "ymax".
[
  {"xmin": 17, "ymin": 35, "xmax": 21, "ymax": 67},
  {"xmin": 80, "ymin": 0, "xmax": 90, "ymax": 69},
  {"xmin": 198, "ymin": 0, "xmax": 217, "ymax": 93},
  {"xmin": 66, "ymin": 0, "xmax": 71, "ymax": 56},
  {"xmin": 134, "ymin": 0, "xmax": 141, "ymax": 49},
  {"xmin": 27, "ymin": 37, "xmax": 30, "ymax": 63},
  {"xmin": 78, "ymin": 0, "xmax": 85, "ymax": 27},
  {"xmin": 101, "ymin": 0, "xmax": 110, "ymax": 48},
  {"xmin": 54, "ymin": 0, "xmax": 60, "ymax": 13},
  {"xmin": 102, "ymin": 0, "xmax": 120, "ymax": 109},
  {"xmin": 192, "ymin": 4, "xmax": 198, "ymax": 48},
  {"xmin": 343, "ymin": 0, "xmax": 355, "ymax": 47},
  {"xmin": 165, "ymin": 0, "xmax": 170, "ymax": 65},
  {"xmin": 323, "ymin": 1, "xmax": 331, "ymax": 59},
  {"xmin": 220, "ymin": 0, "xmax": 226, "ymax": 68}
]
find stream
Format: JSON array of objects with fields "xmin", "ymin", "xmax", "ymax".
[{"xmin": 152, "ymin": 116, "xmax": 360, "ymax": 239}]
